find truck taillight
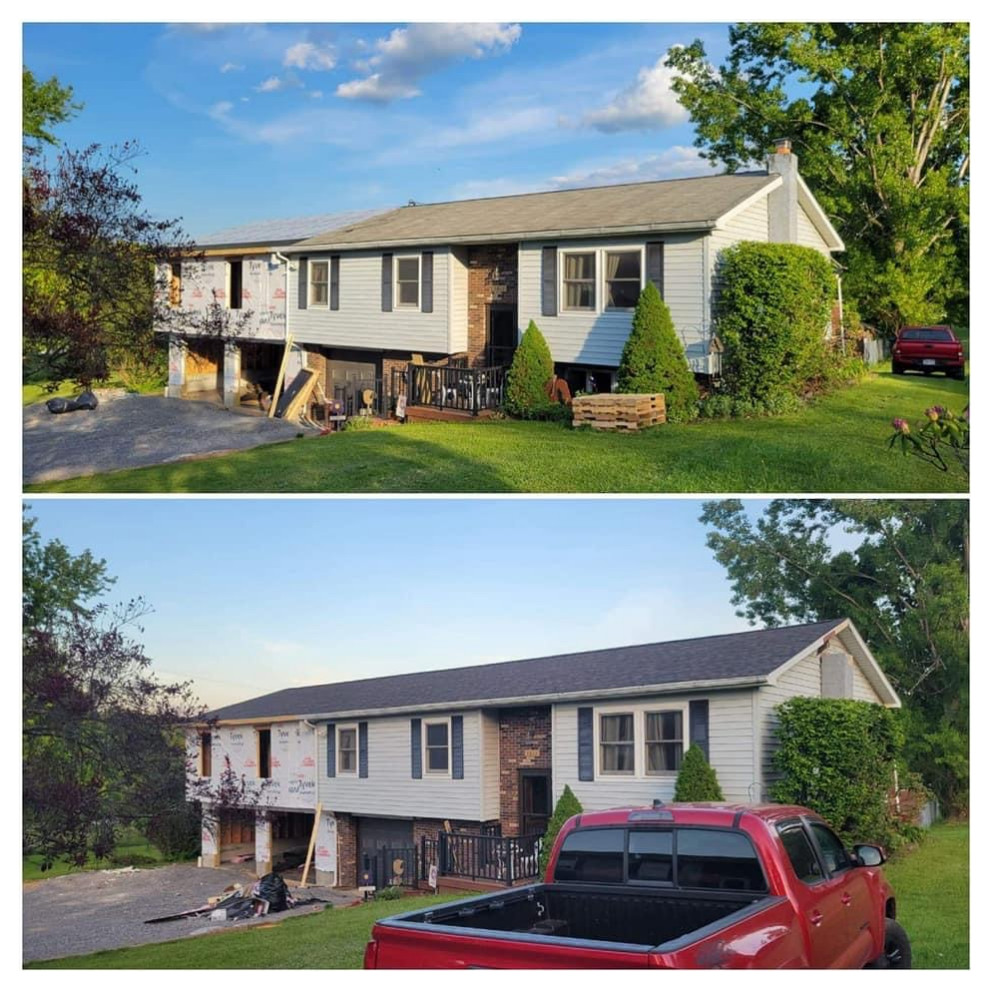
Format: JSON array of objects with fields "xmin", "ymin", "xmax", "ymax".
[{"xmin": 363, "ymin": 939, "xmax": 379, "ymax": 969}]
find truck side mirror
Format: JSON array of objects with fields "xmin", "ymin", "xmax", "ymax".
[{"xmin": 852, "ymin": 843, "xmax": 886, "ymax": 867}]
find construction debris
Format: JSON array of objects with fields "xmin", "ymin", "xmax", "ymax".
[{"xmin": 46, "ymin": 391, "xmax": 99, "ymax": 415}]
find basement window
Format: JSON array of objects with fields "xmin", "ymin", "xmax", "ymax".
[
  {"xmin": 200, "ymin": 731, "xmax": 212, "ymax": 778},
  {"xmin": 396, "ymin": 256, "xmax": 420, "ymax": 307},
  {"xmin": 229, "ymin": 260, "xmax": 243, "ymax": 309},
  {"xmin": 258, "ymin": 728, "xmax": 271, "ymax": 779},
  {"xmin": 337, "ymin": 725, "xmax": 358, "ymax": 774},
  {"xmin": 600, "ymin": 713, "xmax": 634, "ymax": 774},
  {"xmin": 645, "ymin": 710, "xmax": 683, "ymax": 774},
  {"xmin": 562, "ymin": 252, "xmax": 595, "ymax": 310},
  {"xmin": 605, "ymin": 250, "xmax": 642, "ymax": 309},
  {"xmin": 310, "ymin": 261, "xmax": 329, "ymax": 306}
]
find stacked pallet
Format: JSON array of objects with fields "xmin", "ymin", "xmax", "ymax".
[{"xmin": 571, "ymin": 392, "xmax": 666, "ymax": 431}]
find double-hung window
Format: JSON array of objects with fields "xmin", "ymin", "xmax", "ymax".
[
  {"xmin": 396, "ymin": 256, "xmax": 420, "ymax": 307},
  {"xmin": 600, "ymin": 713, "xmax": 635, "ymax": 773},
  {"xmin": 337, "ymin": 725, "xmax": 358, "ymax": 774},
  {"xmin": 645, "ymin": 710, "xmax": 683, "ymax": 773},
  {"xmin": 605, "ymin": 250, "xmax": 641, "ymax": 308},
  {"xmin": 424, "ymin": 719, "xmax": 449, "ymax": 773},
  {"xmin": 562, "ymin": 252, "xmax": 596, "ymax": 310},
  {"xmin": 310, "ymin": 261, "xmax": 329, "ymax": 306}
]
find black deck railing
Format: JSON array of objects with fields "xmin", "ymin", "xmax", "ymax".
[
  {"xmin": 425, "ymin": 831, "xmax": 544, "ymax": 884},
  {"xmin": 403, "ymin": 364, "xmax": 505, "ymax": 415}
]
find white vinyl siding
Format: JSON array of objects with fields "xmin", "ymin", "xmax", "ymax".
[
  {"xmin": 317, "ymin": 710, "xmax": 484, "ymax": 820},
  {"xmin": 448, "ymin": 247, "xmax": 469, "ymax": 353},
  {"xmin": 553, "ymin": 690, "xmax": 758, "ymax": 808},
  {"xmin": 289, "ymin": 248, "xmax": 451, "ymax": 353},
  {"xmin": 480, "ymin": 711, "xmax": 501, "ymax": 821},
  {"xmin": 851, "ymin": 661, "xmax": 883, "ymax": 703},
  {"xmin": 518, "ymin": 233, "xmax": 708, "ymax": 372},
  {"xmin": 796, "ymin": 202, "xmax": 833, "ymax": 256}
]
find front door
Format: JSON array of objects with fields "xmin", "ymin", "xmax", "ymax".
[
  {"xmin": 487, "ymin": 305, "xmax": 517, "ymax": 367},
  {"xmin": 519, "ymin": 770, "xmax": 551, "ymax": 835}
]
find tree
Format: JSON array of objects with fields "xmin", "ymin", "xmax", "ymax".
[
  {"xmin": 673, "ymin": 745, "xmax": 724, "ymax": 801},
  {"xmin": 667, "ymin": 24, "xmax": 969, "ymax": 332},
  {"xmin": 700, "ymin": 499, "xmax": 968, "ymax": 812},
  {"xmin": 22, "ymin": 510, "xmax": 203, "ymax": 869},
  {"xmin": 539, "ymin": 784, "xmax": 583, "ymax": 878},
  {"xmin": 23, "ymin": 67, "xmax": 81, "ymax": 151},
  {"xmin": 504, "ymin": 320, "xmax": 555, "ymax": 418},
  {"xmin": 616, "ymin": 282, "xmax": 699, "ymax": 421}
]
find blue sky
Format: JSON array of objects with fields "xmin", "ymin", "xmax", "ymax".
[
  {"xmin": 22, "ymin": 21, "xmax": 731, "ymax": 238},
  {"xmin": 25, "ymin": 498, "xmax": 769, "ymax": 709}
]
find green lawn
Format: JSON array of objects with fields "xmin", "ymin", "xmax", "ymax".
[
  {"xmin": 883, "ymin": 822, "xmax": 969, "ymax": 969},
  {"xmin": 23, "ymin": 829, "xmax": 178, "ymax": 882},
  {"xmin": 26, "ymin": 369, "xmax": 967, "ymax": 493},
  {"xmin": 28, "ymin": 823, "xmax": 968, "ymax": 969}
]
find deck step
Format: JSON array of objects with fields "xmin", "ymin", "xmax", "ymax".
[{"xmin": 404, "ymin": 406, "xmax": 496, "ymax": 423}]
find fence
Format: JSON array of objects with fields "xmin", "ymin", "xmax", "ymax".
[{"xmin": 401, "ymin": 364, "xmax": 505, "ymax": 415}]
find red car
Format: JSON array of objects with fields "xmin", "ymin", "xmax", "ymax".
[
  {"xmin": 364, "ymin": 803, "xmax": 910, "ymax": 969},
  {"xmin": 892, "ymin": 325, "xmax": 966, "ymax": 378}
]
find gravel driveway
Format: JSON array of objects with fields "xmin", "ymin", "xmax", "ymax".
[
  {"xmin": 23, "ymin": 392, "xmax": 310, "ymax": 486},
  {"xmin": 23, "ymin": 863, "xmax": 356, "ymax": 964}
]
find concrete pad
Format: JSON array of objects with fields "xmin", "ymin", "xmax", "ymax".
[
  {"xmin": 23, "ymin": 862, "xmax": 357, "ymax": 964},
  {"xmin": 23, "ymin": 392, "xmax": 311, "ymax": 486}
]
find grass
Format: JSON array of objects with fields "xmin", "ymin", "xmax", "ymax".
[
  {"xmin": 22, "ymin": 380, "xmax": 77, "ymax": 406},
  {"xmin": 27, "ymin": 892, "xmax": 461, "ymax": 969},
  {"xmin": 27, "ymin": 369, "xmax": 968, "ymax": 493},
  {"xmin": 883, "ymin": 821, "xmax": 969, "ymax": 969},
  {"xmin": 28, "ymin": 823, "xmax": 968, "ymax": 969},
  {"xmin": 23, "ymin": 829, "xmax": 178, "ymax": 882}
]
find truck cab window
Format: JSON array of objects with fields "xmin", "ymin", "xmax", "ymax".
[
  {"xmin": 554, "ymin": 828, "xmax": 624, "ymax": 884},
  {"xmin": 779, "ymin": 826, "xmax": 824, "ymax": 884},
  {"xmin": 809, "ymin": 823, "xmax": 853, "ymax": 875},
  {"xmin": 628, "ymin": 829, "xmax": 672, "ymax": 883},
  {"xmin": 676, "ymin": 829, "xmax": 768, "ymax": 892}
]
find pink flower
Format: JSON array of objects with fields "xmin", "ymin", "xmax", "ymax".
[{"xmin": 892, "ymin": 418, "xmax": 910, "ymax": 434}]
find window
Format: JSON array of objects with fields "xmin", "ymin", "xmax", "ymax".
[
  {"xmin": 809, "ymin": 822, "xmax": 853, "ymax": 875},
  {"xmin": 424, "ymin": 720, "xmax": 449, "ymax": 773},
  {"xmin": 554, "ymin": 828, "xmax": 624, "ymax": 883},
  {"xmin": 645, "ymin": 710, "xmax": 683, "ymax": 774},
  {"xmin": 600, "ymin": 713, "xmax": 634, "ymax": 773},
  {"xmin": 338, "ymin": 725, "xmax": 358, "ymax": 774},
  {"xmin": 628, "ymin": 829, "xmax": 673, "ymax": 883},
  {"xmin": 562, "ymin": 252, "xmax": 595, "ymax": 309},
  {"xmin": 900, "ymin": 327, "xmax": 953, "ymax": 342},
  {"xmin": 779, "ymin": 825, "xmax": 824, "ymax": 884},
  {"xmin": 605, "ymin": 250, "xmax": 641, "ymax": 308},
  {"xmin": 258, "ymin": 728, "xmax": 271, "ymax": 779},
  {"xmin": 677, "ymin": 829, "xmax": 767, "ymax": 892},
  {"xmin": 396, "ymin": 256, "xmax": 420, "ymax": 307},
  {"xmin": 169, "ymin": 261, "xmax": 182, "ymax": 307},
  {"xmin": 229, "ymin": 260, "xmax": 243, "ymax": 309},
  {"xmin": 200, "ymin": 731, "xmax": 212, "ymax": 778},
  {"xmin": 310, "ymin": 261, "xmax": 329, "ymax": 306}
]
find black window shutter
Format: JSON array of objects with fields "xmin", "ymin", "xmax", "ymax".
[
  {"xmin": 689, "ymin": 699, "xmax": 710, "ymax": 760},
  {"xmin": 358, "ymin": 721, "xmax": 368, "ymax": 778},
  {"xmin": 421, "ymin": 251, "xmax": 433, "ymax": 313},
  {"xmin": 541, "ymin": 246, "xmax": 557, "ymax": 316},
  {"xmin": 298, "ymin": 256, "xmax": 308, "ymax": 310},
  {"xmin": 451, "ymin": 715, "xmax": 464, "ymax": 779},
  {"xmin": 330, "ymin": 256, "xmax": 340, "ymax": 311},
  {"xmin": 577, "ymin": 707, "xmax": 594, "ymax": 781},
  {"xmin": 410, "ymin": 718, "xmax": 422, "ymax": 778},
  {"xmin": 646, "ymin": 241, "xmax": 664, "ymax": 298},
  {"xmin": 381, "ymin": 253, "xmax": 393, "ymax": 312},
  {"xmin": 326, "ymin": 722, "xmax": 336, "ymax": 778}
]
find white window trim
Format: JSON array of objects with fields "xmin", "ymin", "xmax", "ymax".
[
  {"xmin": 422, "ymin": 716, "xmax": 452, "ymax": 777},
  {"xmin": 560, "ymin": 249, "xmax": 597, "ymax": 312},
  {"xmin": 557, "ymin": 245, "xmax": 647, "ymax": 316},
  {"xmin": 603, "ymin": 246, "xmax": 645, "ymax": 312},
  {"xmin": 336, "ymin": 723, "xmax": 359, "ymax": 775},
  {"xmin": 394, "ymin": 254, "xmax": 421, "ymax": 310},
  {"xmin": 643, "ymin": 707, "xmax": 686, "ymax": 777},
  {"xmin": 592, "ymin": 701, "xmax": 691, "ymax": 780},
  {"xmin": 308, "ymin": 259, "xmax": 330, "ymax": 309}
]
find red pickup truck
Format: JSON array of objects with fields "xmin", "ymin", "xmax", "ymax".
[
  {"xmin": 892, "ymin": 325, "xmax": 966, "ymax": 378},
  {"xmin": 364, "ymin": 803, "xmax": 910, "ymax": 969}
]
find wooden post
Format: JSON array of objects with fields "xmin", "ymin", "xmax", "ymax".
[
  {"xmin": 299, "ymin": 801, "xmax": 323, "ymax": 888},
  {"xmin": 267, "ymin": 334, "xmax": 294, "ymax": 419}
]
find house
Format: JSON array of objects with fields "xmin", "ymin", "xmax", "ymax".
[
  {"xmin": 160, "ymin": 140, "xmax": 843, "ymax": 413},
  {"xmin": 187, "ymin": 616, "xmax": 897, "ymax": 890}
]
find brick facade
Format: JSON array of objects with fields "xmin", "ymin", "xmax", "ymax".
[
  {"xmin": 467, "ymin": 244, "xmax": 518, "ymax": 366},
  {"xmin": 335, "ymin": 812, "xmax": 358, "ymax": 888},
  {"xmin": 498, "ymin": 706, "xmax": 552, "ymax": 835}
]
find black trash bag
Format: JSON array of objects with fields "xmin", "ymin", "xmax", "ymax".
[
  {"xmin": 45, "ymin": 391, "xmax": 99, "ymax": 414},
  {"xmin": 46, "ymin": 398, "xmax": 70, "ymax": 414},
  {"xmin": 74, "ymin": 390, "xmax": 99, "ymax": 410},
  {"xmin": 254, "ymin": 872, "xmax": 290, "ymax": 912}
]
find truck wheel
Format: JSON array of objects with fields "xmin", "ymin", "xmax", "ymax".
[
  {"xmin": 951, "ymin": 368, "xmax": 966, "ymax": 381},
  {"xmin": 866, "ymin": 919, "xmax": 912, "ymax": 969},
  {"xmin": 892, "ymin": 362, "xmax": 905, "ymax": 375}
]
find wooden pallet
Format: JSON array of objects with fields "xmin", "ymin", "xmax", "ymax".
[{"xmin": 571, "ymin": 392, "xmax": 666, "ymax": 431}]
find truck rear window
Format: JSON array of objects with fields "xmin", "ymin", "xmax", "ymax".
[
  {"xmin": 555, "ymin": 827, "xmax": 767, "ymax": 892},
  {"xmin": 900, "ymin": 327, "xmax": 953, "ymax": 341}
]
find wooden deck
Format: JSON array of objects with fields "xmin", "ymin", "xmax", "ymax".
[{"xmin": 404, "ymin": 406, "xmax": 497, "ymax": 423}]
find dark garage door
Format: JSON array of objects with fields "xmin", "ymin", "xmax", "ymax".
[{"xmin": 358, "ymin": 817, "xmax": 414, "ymax": 887}]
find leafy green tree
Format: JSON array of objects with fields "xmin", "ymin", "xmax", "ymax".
[
  {"xmin": 539, "ymin": 784, "xmax": 583, "ymax": 878},
  {"xmin": 505, "ymin": 320, "xmax": 554, "ymax": 418},
  {"xmin": 617, "ymin": 282, "xmax": 699, "ymax": 421},
  {"xmin": 23, "ymin": 67, "xmax": 80, "ymax": 151},
  {"xmin": 667, "ymin": 24, "xmax": 969, "ymax": 332},
  {"xmin": 674, "ymin": 745, "xmax": 724, "ymax": 801},
  {"xmin": 701, "ymin": 499, "xmax": 969, "ymax": 812}
]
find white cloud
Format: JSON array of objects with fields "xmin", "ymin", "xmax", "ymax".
[
  {"xmin": 256, "ymin": 75, "xmax": 287, "ymax": 93},
  {"xmin": 581, "ymin": 56, "xmax": 688, "ymax": 133},
  {"xmin": 219, "ymin": 61, "xmax": 243, "ymax": 73},
  {"xmin": 337, "ymin": 22, "xmax": 521, "ymax": 103},
  {"xmin": 431, "ymin": 106, "xmax": 554, "ymax": 150},
  {"xmin": 284, "ymin": 41, "xmax": 336, "ymax": 71},
  {"xmin": 550, "ymin": 146, "xmax": 714, "ymax": 188},
  {"xmin": 208, "ymin": 100, "xmax": 233, "ymax": 119},
  {"xmin": 310, "ymin": 90, "xmax": 323, "ymax": 100}
]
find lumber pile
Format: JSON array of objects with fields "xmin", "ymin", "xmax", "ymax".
[{"xmin": 571, "ymin": 392, "xmax": 666, "ymax": 431}]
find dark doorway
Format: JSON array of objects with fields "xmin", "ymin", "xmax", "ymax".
[
  {"xmin": 519, "ymin": 770, "xmax": 552, "ymax": 835},
  {"xmin": 487, "ymin": 305, "xmax": 517, "ymax": 367},
  {"xmin": 358, "ymin": 817, "xmax": 414, "ymax": 887},
  {"xmin": 229, "ymin": 260, "xmax": 243, "ymax": 310}
]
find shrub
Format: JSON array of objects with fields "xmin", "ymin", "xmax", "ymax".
[
  {"xmin": 374, "ymin": 885, "xmax": 404, "ymax": 901},
  {"xmin": 617, "ymin": 283, "xmax": 699, "ymax": 422},
  {"xmin": 145, "ymin": 805, "xmax": 201, "ymax": 860},
  {"xmin": 539, "ymin": 784, "xmax": 583, "ymax": 878},
  {"xmin": 674, "ymin": 745, "xmax": 724, "ymax": 801},
  {"xmin": 344, "ymin": 414, "xmax": 378, "ymax": 431},
  {"xmin": 770, "ymin": 697, "xmax": 905, "ymax": 849},
  {"xmin": 505, "ymin": 320, "xmax": 554, "ymax": 418},
  {"xmin": 715, "ymin": 242, "xmax": 836, "ymax": 404}
]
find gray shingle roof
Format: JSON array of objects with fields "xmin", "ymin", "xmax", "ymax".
[
  {"xmin": 204, "ymin": 619, "xmax": 843, "ymax": 722},
  {"xmin": 292, "ymin": 172, "xmax": 778, "ymax": 249},
  {"xmin": 194, "ymin": 208, "xmax": 393, "ymax": 248}
]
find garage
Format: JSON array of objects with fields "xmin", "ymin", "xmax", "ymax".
[{"xmin": 357, "ymin": 817, "xmax": 414, "ymax": 888}]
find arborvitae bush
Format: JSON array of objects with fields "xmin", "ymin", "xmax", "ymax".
[
  {"xmin": 539, "ymin": 783, "xmax": 583, "ymax": 878},
  {"xmin": 504, "ymin": 320, "xmax": 554, "ymax": 418},
  {"xmin": 673, "ymin": 745, "xmax": 725, "ymax": 801},
  {"xmin": 617, "ymin": 282, "xmax": 700, "ymax": 422},
  {"xmin": 715, "ymin": 242, "xmax": 836, "ymax": 403}
]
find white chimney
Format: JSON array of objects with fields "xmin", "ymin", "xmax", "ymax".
[{"xmin": 767, "ymin": 137, "xmax": 799, "ymax": 243}]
